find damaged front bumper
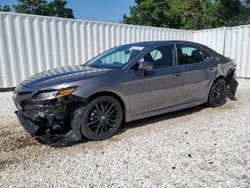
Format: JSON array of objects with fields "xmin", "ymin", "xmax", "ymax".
[{"xmin": 14, "ymin": 95, "xmax": 86, "ymax": 146}]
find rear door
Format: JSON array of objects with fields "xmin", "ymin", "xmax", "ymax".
[
  {"xmin": 125, "ymin": 44, "xmax": 184, "ymax": 115},
  {"xmin": 176, "ymin": 43, "xmax": 214, "ymax": 102}
]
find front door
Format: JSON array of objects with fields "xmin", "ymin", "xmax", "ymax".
[{"xmin": 125, "ymin": 44, "xmax": 184, "ymax": 115}]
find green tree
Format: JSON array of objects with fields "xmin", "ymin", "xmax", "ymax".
[
  {"xmin": 47, "ymin": 0, "xmax": 74, "ymax": 18},
  {"xmin": 0, "ymin": 5, "xmax": 11, "ymax": 12},
  {"xmin": 14, "ymin": 0, "xmax": 49, "ymax": 15},
  {"xmin": 167, "ymin": 0, "xmax": 205, "ymax": 29},
  {"xmin": 13, "ymin": 0, "xmax": 74, "ymax": 18},
  {"xmin": 123, "ymin": 0, "xmax": 250, "ymax": 29},
  {"xmin": 216, "ymin": 0, "xmax": 250, "ymax": 26},
  {"xmin": 123, "ymin": 0, "xmax": 173, "ymax": 28}
]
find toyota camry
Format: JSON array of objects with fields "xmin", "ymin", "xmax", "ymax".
[{"xmin": 13, "ymin": 41, "xmax": 238, "ymax": 145}]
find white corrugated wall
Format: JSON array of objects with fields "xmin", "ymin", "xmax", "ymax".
[
  {"xmin": 0, "ymin": 12, "xmax": 249, "ymax": 88},
  {"xmin": 192, "ymin": 27, "xmax": 226, "ymax": 55},
  {"xmin": 0, "ymin": 12, "xmax": 193, "ymax": 88},
  {"xmin": 224, "ymin": 26, "xmax": 250, "ymax": 78},
  {"xmin": 193, "ymin": 26, "xmax": 250, "ymax": 78}
]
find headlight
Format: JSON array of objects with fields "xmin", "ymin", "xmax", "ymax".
[
  {"xmin": 32, "ymin": 87, "xmax": 77, "ymax": 101},
  {"xmin": 33, "ymin": 91, "xmax": 58, "ymax": 101}
]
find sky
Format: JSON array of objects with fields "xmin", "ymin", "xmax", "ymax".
[{"xmin": 0, "ymin": 0, "xmax": 135, "ymax": 23}]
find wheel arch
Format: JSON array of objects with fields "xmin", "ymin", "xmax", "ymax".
[
  {"xmin": 212, "ymin": 75, "xmax": 225, "ymax": 84},
  {"xmin": 208, "ymin": 75, "xmax": 225, "ymax": 102}
]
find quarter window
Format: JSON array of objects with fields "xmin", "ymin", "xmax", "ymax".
[
  {"xmin": 202, "ymin": 49, "xmax": 212, "ymax": 61},
  {"xmin": 150, "ymin": 49, "xmax": 163, "ymax": 61}
]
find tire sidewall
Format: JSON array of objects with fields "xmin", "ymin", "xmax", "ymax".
[
  {"xmin": 209, "ymin": 79, "xmax": 227, "ymax": 107},
  {"xmin": 80, "ymin": 96, "xmax": 123, "ymax": 140}
]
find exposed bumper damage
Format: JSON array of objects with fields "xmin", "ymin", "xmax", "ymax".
[
  {"xmin": 14, "ymin": 95, "xmax": 86, "ymax": 146},
  {"xmin": 224, "ymin": 66, "xmax": 238, "ymax": 100}
]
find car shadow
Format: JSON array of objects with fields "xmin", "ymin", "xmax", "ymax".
[
  {"xmin": 118, "ymin": 103, "xmax": 208, "ymax": 134},
  {"xmin": 53, "ymin": 103, "xmax": 209, "ymax": 148}
]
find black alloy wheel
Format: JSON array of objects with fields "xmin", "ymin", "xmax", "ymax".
[
  {"xmin": 209, "ymin": 79, "xmax": 228, "ymax": 107},
  {"xmin": 81, "ymin": 96, "xmax": 123, "ymax": 140}
]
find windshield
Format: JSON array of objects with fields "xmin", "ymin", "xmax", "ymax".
[{"xmin": 84, "ymin": 44, "xmax": 145, "ymax": 69}]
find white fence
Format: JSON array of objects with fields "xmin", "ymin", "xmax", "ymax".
[
  {"xmin": 0, "ymin": 12, "xmax": 249, "ymax": 88},
  {"xmin": 193, "ymin": 26, "xmax": 250, "ymax": 78}
]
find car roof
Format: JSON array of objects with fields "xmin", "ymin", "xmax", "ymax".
[
  {"xmin": 126, "ymin": 40, "xmax": 201, "ymax": 47},
  {"xmin": 124, "ymin": 41, "xmax": 216, "ymax": 53}
]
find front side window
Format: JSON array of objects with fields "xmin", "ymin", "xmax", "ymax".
[
  {"xmin": 139, "ymin": 44, "xmax": 176, "ymax": 69},
  {"xmin": 177, "ymin": 44, "xmax": 204, "ymax": 65},
  {"xmin": 85, "ymin": 44, "xmax": 146, "ymax": 69}
]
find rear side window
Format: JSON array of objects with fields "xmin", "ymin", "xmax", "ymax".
[{"xmin": 177, "ymin": 44, "xmax": 204, "ymax": 65}]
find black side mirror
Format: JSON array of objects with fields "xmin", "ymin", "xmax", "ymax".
[
  {"xmin": 139, "ymin": 61, "xmax": 153, "ymax": 71},
  {"xmin": 137, "ymin": 61, "xmax": 153, "ymax": 76}
]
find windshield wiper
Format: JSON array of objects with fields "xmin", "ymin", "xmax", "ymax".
[{"xmin": 89, "ymin": 65, "xmax": 100, "ymax": 68}]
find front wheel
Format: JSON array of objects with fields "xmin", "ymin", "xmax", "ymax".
[
  {"xmin": 80, "ymin": 96, "xmax": 123, "ymax": 140},
  {"xmin": 208, "ymin": 79, "xmax": 228, "ymax": 107}
]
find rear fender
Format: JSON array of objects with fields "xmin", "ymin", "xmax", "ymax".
[{"xmin": 208, "ymin": 61, "xmax": 238, "ymax": 101}]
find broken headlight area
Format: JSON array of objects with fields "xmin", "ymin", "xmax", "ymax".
[
  {"xmin": 32, "ymin": 90, "xmax": 58, "ymax": 101},
  {"xmin": 31, "ymin": 87, "xmax": 78, "ymax": 102},
  {"xmin": 15, "ymin": 94, "xmax": 86, "ymax": 146}
]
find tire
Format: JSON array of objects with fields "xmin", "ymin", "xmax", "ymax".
[
  {"xmin": 208, "ymin": 79, "xmax": 228, "ymax": 107},
  {"xmin": 80, "ymin": 96, "xmax": 123, "ymax": 140}
]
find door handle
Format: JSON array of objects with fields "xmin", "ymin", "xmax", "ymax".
[
  {"xmin": 174, "ymin": 71, "xmax": 181, "ymax": 77},
  {"xmin": 209, "ymin": 66, "xmax": 216, "ymax": 71}
]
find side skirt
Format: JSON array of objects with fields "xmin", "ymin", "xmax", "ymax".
[{"xmin": 126, "ymin": 99, "xmax": 207, "ymax": 122}]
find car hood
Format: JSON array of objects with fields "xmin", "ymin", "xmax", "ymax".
[{"xmin": 20, "ymin": 65, "xmax": 111, "ymax": 90}]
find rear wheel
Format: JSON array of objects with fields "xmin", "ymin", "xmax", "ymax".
[
  {"xmin": 80, "ymin": 96, "xmax": 123, "ymax": 140},
  {"xmin": 208, "ymin": 79, "xmax": 227, "ymax": 107}
]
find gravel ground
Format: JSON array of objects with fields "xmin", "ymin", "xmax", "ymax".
[{"xmin": 0, "ymin": 78, "xmax": 249, "ymax": 188}]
